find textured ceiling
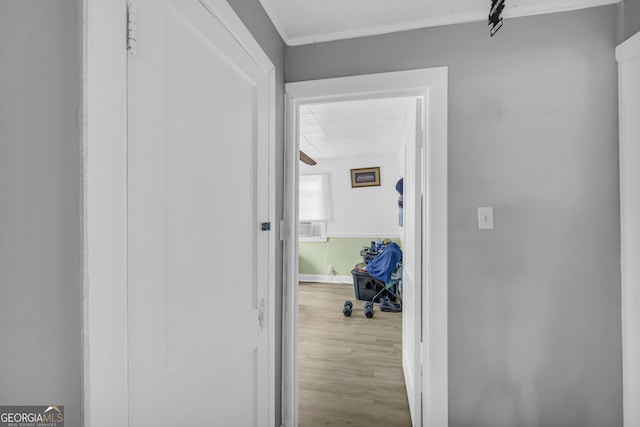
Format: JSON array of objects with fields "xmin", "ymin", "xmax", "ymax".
[
  {"xmin": 299, "ymin": 97, "xmax": 417, "ymax": 161},
  {"xmin": 259, "ymin": 0, "xmax": 617, "ymax": 45}
]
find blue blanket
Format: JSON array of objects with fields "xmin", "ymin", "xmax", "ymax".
[{"xmin": 367, "ymin": 242, "xmax": 402, "ymax": 283}]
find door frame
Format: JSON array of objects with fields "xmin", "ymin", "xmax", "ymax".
[
  {"xmin": 616, "ymin": 30, "xmax": 640, "ymax": 427},
  {"xmin": 282, "ymin": 68, "xmax": 448, "ymax": 427},
  {"xmin": 82, "ymin": 1, "xmax": 277, "ymax": 425}
]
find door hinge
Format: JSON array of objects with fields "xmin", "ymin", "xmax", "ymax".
[
  {"xmin": 279, "ymin": 220, "xmax": 285, "ymax": 241},
  {"xmin": 127, "ymin": 2, "xmax": 138, "ymax": 55},
  {"xmin": 261, "ymin": 222, "xmax": 271, "ymax": 231}
]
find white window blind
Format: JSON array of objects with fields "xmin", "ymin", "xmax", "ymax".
[{"xmin": 299, "ymin": 174, "xmax": 330, "ymax": 221}]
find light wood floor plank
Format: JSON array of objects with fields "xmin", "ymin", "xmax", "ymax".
[{"xmin": 298, "ymin": 282, "xmax": 412, "ymax": 427}]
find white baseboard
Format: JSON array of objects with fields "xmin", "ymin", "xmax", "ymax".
[{"xmin": 299, "ymin": 274, "xmax": 352, "ymax": 284}]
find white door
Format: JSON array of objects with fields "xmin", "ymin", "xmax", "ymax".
[
  {"xmin": 402, "ymin": 98, "xmax": 424, "ymax": 426},
  {"xmin": 127, "ymin": 0, "xmax": 271, "ymax": 425},
  {"xmin": 617, "ymin": 31, "xmax": 640, "ymax": 427}
]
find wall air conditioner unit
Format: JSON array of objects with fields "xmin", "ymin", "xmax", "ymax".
[{"xmin": 299, "ymin": 221, "xmax": 313, "ymax": 237}]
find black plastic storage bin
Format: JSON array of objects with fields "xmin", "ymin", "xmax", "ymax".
[{"xmin": 351, "ymin": 269, "xmax": 393, "ymax": 302}]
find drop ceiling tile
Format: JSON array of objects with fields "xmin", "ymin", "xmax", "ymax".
[
  {"xmin": 375, "ymin": 96, "xmax": 416, "ymax": 107},
  {"xmin": 300, "ymin": 123, "xmax": 324, "ymax": 134},
  {"xmin": 335, "ymin": 143, "xmax": 359, "ymax": 158},
  {"xmin": 349, "ymin": 126, "xmax": 376, "ymax": 140},
  {"xmin": 351, "ymin": 136, "xmax": 373, "ymax": 145},
  {"xmin": 321, "ymin": 123, "xmax": 351, "ymax": 138},
  {"xmin": 346, "ymin": 115, "xmax": 375, "ymax": 128},
  {"xmin": 299, "ymin": 113, "xmax": 318, "ymax": 125},
  {"xmin": 299, "ymin": 134, "xmax": 316, "ymax": 149},
  {"xmin": 299, "ymin": 134, "xmax": 315, "ymax": 149},
  {"xmin": 343, "ymin": 99, "xmax": 377, "ymax": 109},
  {"xmin": 375, "ymin": 128, "xmax": 401, "ymax": 140},
  {"xmin": 376, "ymin": 119, "xmax": 405, "ymax": 129},
  {"xmin": 375, "ymin": 136, "xmax": 401, "ymax": 147},
  {"xmin": 308, "ymin": 103, "xmax": 340, "ymax": 114},
  {"xmin": 313, "ymin": 111, "xmax": 348, "ymax": 124},
  {"xmin": 344, "ymin": 109, "xmax": 374, "ymax": 123},
  {"xmin": 375, "ymin": 105, "xmax": 409, "ymax": 122},
  {"xmin": 296, "ymin": 95, "xmax": 419, "ymax": 160},
  {"xmin": 321, "ymin": 144, "xmax": 343, "ymax": 159},
  {"xmin": 301, "ymin": 132, "xmax": 323, "ymax": 142},
  {"xmin": 348, "ymin": 120, "xmax": 376, "ymax": 133}
]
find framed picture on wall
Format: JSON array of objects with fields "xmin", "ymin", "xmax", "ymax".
[{"xmin": 350, "ymin": 167, "xmax": 380, "ymax": 188}]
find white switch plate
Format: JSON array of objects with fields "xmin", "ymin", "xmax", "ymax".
[{"xmin": 478, "ymin": 207, "xmax": 494, "ymax": 229}]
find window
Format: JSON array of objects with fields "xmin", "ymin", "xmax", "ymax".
[{"xmin": 299, "ymin": 174, "xmax": 330, "ymax": 242}]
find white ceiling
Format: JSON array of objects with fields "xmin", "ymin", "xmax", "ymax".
[
  {"xmin": 299, "ymin": 97, "xmax": 417, "ymax": 161},
  {"xmin": 259, "ymin": 0, "xmax": 617, "ymax": 45}
]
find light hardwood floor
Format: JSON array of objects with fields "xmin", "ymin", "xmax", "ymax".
[{"xmin": 298, "ymin": 281, "xmax": 412, "ymax": 427}]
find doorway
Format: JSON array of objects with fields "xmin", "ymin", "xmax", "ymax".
[
  {"xmin": 283, "ymin": 68, "xmax": 449, "ymax": 427},
  {"xmin": 296, "ymin": 95, "xmax": 419, "ymax": 426}
]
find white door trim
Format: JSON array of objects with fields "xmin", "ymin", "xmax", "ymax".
[
  {"xmin": 616, "ymin": 30, "xmax": 640, "ymax": 427},
  {"xmin": 282, "ymin": 68, "xmax": 448, "ymax": 427},
  {"xmin": 83, "ymin": 0, "xmax": 128, "ymax": 424},
  {"xmin": 82, "ymin": 1, "xmax": 276, "ymax": 425}
]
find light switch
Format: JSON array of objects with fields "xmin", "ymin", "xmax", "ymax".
[{"xmin": 478, "ymin": 207, "xmax": 494, "ymax": 229}]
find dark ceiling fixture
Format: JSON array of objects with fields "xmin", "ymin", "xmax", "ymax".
[
  {"xmin": 489, "ymin": 0, "xmax": 505, "ymax": 36},
  {"xmin": 300, "ymin": 150, "xmax": 317, "ymax": 166}
]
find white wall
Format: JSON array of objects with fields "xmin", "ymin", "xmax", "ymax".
[
  {"xmin": 0, "ymin": 1, "xmax": 82, "ymax": 424},
  {"xmin": 623, "ymin": 0, "xmax": 640, "ymax": 41},
  {"xmin": 300, "ymin": 153, "xmax": 401, "ymax": 237}
]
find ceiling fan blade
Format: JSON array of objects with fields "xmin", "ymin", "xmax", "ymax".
[{"xmin": 299, "ymin": 150, "xmax": 317, "ymax": 166}]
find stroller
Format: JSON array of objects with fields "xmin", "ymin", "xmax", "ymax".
[{"xmin": 343, "ymin": 242, "xmax": 403, "ymax": 318}]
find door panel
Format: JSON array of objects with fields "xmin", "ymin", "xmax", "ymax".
[
  {"xmin": 402, "ymin": 98, "xmax": 423, "ymax": 426},
  {"xmin": 127, "ymin": 0, "xmax": 269, "ymax": 425},
  {"xmin": 617, "ymin": 32, "xmax": 640, "ymax": 427}
]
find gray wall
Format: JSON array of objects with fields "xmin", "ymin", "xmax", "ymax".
[
  {"xmin": 225, "ymin": 1, "xmax": 286, "ymax": 425},
  {"xmin": 287, "ymin": 6, "xmax": 622, "ymax": 427},
  {"xmin": 623, "ymin": 0, "xmax": 640, "ymax": 40},
  {"xmin": 0, "ymin": 1, "xmax": 82, "ymax": 426}
]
